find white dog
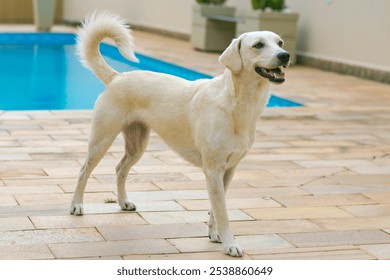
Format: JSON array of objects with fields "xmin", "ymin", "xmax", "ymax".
[{"xmin": 70, "ymin": 11, "xmax": 290, "ymax": 257}]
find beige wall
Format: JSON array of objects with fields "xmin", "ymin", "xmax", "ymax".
[
  {"xmin": 62, "ymin": 0, "xmax": 389, "ymax": 74},
  {"xmin": 285, "ymin": 0, "xmax": 390, "ymax": 72},
  {"xmin": 62, "ymin": 0, "xmax": 193, "ymax": 35}
]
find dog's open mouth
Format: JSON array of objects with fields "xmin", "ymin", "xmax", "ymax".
[{"xmin": 255, "ymin": 67, "xmax": 285, "ymax": 83}]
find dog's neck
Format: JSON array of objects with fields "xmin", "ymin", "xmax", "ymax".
[{"xmin": 223, "ymin": 69, "xmax": 270, "ymax": 135}]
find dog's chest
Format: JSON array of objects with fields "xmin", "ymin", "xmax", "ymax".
[
  {"xmin": 225, "ymin": 134, "xmax": 253, "ymax": 168},
  {"xmin": 226, "ymin": 149, "xmax": 247, "ymax": 168}
]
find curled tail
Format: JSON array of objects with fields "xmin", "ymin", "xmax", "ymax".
[{"xmin": 76, "ymin": 11, "xmax": 139, "ymax": 85}]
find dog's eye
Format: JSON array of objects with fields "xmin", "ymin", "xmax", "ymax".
[
  {"xmin": 278, "ymin": 41, "xmax": 284, "ymax": 47},
  {"xmin": 253, "ymin": 42, "xmax": 264, "ymax": 49}
]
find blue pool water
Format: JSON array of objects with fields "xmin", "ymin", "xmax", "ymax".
[{"xmin": 0, "ymin": 33, "xmax": 301, "ymax": 110}]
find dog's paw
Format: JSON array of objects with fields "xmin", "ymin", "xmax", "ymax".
[
  {"xmin": 223, "ymin": 243, "xmax": 244, "ymax": 257},
  {"xmin": 70, "ymin": 203, "xmax": 84, "ymax": 216},
  {"xmin": 209, "ymin": 233, "xmax": 221, "ymax": 243},
  {"xmin": 119, "ymin": 200, "xmax": 136, "ymax": 211}
]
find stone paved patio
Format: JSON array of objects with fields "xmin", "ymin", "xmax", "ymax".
[{"xmin": 0, "ymin": 27, "xmax": 389, "ymax": 260}]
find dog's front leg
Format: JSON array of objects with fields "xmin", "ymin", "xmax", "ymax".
[
  {"xmin": 208, "ymin": 167, "xmax": 236, "ymax": 243},
  {"xmin": 204, "ymin": 168, "xmax": 243, "ymax": 257}
]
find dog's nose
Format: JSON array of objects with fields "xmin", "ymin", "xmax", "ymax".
[{"xmin": 277, "ymin": 52, "xmax": 290, "ymax": 64}]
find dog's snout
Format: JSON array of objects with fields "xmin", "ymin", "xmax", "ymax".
[{"xmin": 277, "ymin": 52, "xmax": 290, "ymax": 64}]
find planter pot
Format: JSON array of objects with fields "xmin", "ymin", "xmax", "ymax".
[
  {"xmin": 237, "ymin": 11, "xmax": 299, "ymax": 63},
  {"xmin": 33, "ymin": 0, "xmax": 57, "ymax": 32},
  {"xmin": 191, "ymin": 4, "xmax": 236, "ymax": 51}
]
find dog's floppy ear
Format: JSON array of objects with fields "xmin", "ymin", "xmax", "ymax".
[{"xmin": 219, "ymin": 38, "xmax": 242, "ymax": 74}]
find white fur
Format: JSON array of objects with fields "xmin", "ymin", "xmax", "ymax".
[{"xmin": 70, "ymin": 11, "xmax": 289, "ymax": 257}]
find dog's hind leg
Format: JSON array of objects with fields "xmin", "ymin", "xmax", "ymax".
[
  {"xmin": 116, "ymin": 121, "xmax": 150, "ymax": 211},
  {"xmin": 70, "ymin": 103, "xmax": 124, "ymax": 215}
]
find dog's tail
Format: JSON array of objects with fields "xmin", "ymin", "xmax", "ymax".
[{"xmin": 76, "ymin": 11, "xmax": 139, "ymax": 85}]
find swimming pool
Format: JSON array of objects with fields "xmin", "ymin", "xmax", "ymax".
[{"xmin": 0, "ymin": 33, "xmax": 301, "ymax": 110}]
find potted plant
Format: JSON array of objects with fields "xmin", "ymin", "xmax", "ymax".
[
  {"xmin": 196, "ymin": 0, "xmax": 226, "ymax": 4},
  {"xmin": 33, "ymin": 0, "xmax": 57, "ymax": 32},
  {"xmin": 237, "ymin": 0, "xmax": 299, "ymax": 63},
  {"xmin": 251, "ymin": 0, "xmax": 285, "ymax": 11},
  {"xmin": 191, "ymin": 0, "xmax": 236, "ymax": 51}
]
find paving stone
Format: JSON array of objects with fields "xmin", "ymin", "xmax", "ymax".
[
  {"xmin": 153, "ymin": 180, "xmax": 206, "ymax": 190},
  {"xmin": 236, "ymin": 235, "xmax": 294, "ymax": 251},
  {"xmin": 60, "ymin": 182, "xmax": 159, "ymax": 193},
  {"xmin": 0, "ymin": 146, "xmax": 64, "ymax": 154},
  {"xmin": 0, "ymin": 168, "xmax": 47, "ymax": 178},
  {"xmin": 245, "ymin": 206, "xmax": 352, "ymax": 220},
  {"xmin": 0, "ymin": 185, "xmax": 64, "ymax": 195},
  {"xmin": 330, "ymin": 174, "xmax": 390, "ymax": 186},
  {"xmin": 246, "ymin": 244, "xmax": 356, "ymax": 255},
  {"xmin": 231, "ymin": 170, "xmax": 276, "ymax": 181},
  {"xmin": 314, "ymin": 216, "xmax": 390, "ymax": 231},
  {"xmin": 177, "ymin": 197, "xmax": 280, "ymax": 211},
  {"xmin": 350, "ymin": 166, "xmax": 390, "ymax": 175},
  {"xmin": 2, "ymin": 177, "xmax": 98, "ymax": 186},
  {"xmin": 231, "ymin": 220, "xmax": 322, "ymax": 234},
  {"xmin": 0, "ymin": 244, "xmax": 54, "ymax": 260},
  {"xmin": 288, "ymin": 140, "xmax": 360, "ymax": 147},
  {"xmin": 166, "ymin": 237, "xmax": 221, "ymax": 253},
  {"xmin": 226, "ymin": 187, "xmax": 308, "ymax": 198},
  {"xmin": 246, "ymin": 176, "xmax": 315, "ymax": 188},
  {"xmin": 123, "ymin": 252, "xmax": 252, "ymax": 260},
  {"xmin": 281, "ymin": 230, "xmax": 390, "ymax": 247},
  {"xmin": 364, "ymin": 192, "xmax": 390, "ymax": 204},
  {"xmin": 0, "ymin": 217, "xmax": 35, "ymax": 232},
  {"xmin": 126, "ymin": 190, "xmax": 208, "ymax": 201},
  {"xmin": 252, "ymin": 249, "xmax": 374, "ymax": 260},
  {"xmin": 295, "ymin": 159, "xmax": 371, "ymax": 168},
  {"xmin": 242, "ymin": 154, "xmax": 319, "ymax": 162},
  {"xmin": 273, "ymin": 194, "xmax": 375, "ymax": 207},
  {"xmin": 140, "ymin": 210, "xmax": 253, "ymax": 224},
  {"xmin": 360, "ymin": 244, "xmax": 390, "ymax": 259},
  {"xmin": 0, "ymin": 204, "xmax": 71, "ymax": 218},
  {"xmin": 312, "ymin": 134, "xmax": 377, "ymax": 141},
  {"xmin": 0, "ymin": 112, "xmax": 31, "ymax": 120},
  {"xmin": 0, "ymin": 228, "xmax": 103, "ymax": 246},
  {"xmin": 98, "ymin": 223, "xmax": 207, "ymax": 241},
  {"xmin": 132, "ymin": 164, "xmax": 199, "ymax": 174},
  {"xmin": 0, "ymin": 195, "xmax": 18, "ymax": 206},
  {"xmin": 267, "ymin": 167, "xmax": 345, "ymax": 178},
  {"xmin": 14, "ymin": 192, "xmax": 116, "ymax": 206},
  {"xmin": 30, "ymin": 213, "xmax": 147, "ymax": 229},
  {"xmin": 239, "ymin": 160, "xmax": 301, "ymax": 172},
  {"xmin": 49, "ymin": 239, "xmax": 178, "ymax": 258},
  {"xmin": 0, "ymin": 154, "xmax": 32, "ymax": 161},
  {"xmin": 302, "ymin": 184, "xmax": 390, "ymax": 195},
  {"xmin": 83, "ymin": 200, "xmax": 185, "ymax": 214},
  {"xmin": 341, "ymin": 205, "xmax": 390, "ymax": 217},
  {"xmin": 94, "ymin": 172, "xmax": 189, "ymax": 183},
  {"xmin": 169, "ymin": 235, "xmax": 293, "ymax": 253},
  {"xmin": 183, "ymin": 172, "xmax": 206, "ymax": 181},
  {"xmin": 154, "ymin": 179, "xmax": 250, "ymax": 190}
]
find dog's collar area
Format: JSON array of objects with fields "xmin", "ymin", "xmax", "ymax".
[{"xmin": 255, "ymin": 66, "xmax": 285, "ymax": 83}]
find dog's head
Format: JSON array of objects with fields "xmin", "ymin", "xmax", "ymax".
[{"xmin": 219, "ymin": 31, "xmax": 290, "ymax": 84}]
